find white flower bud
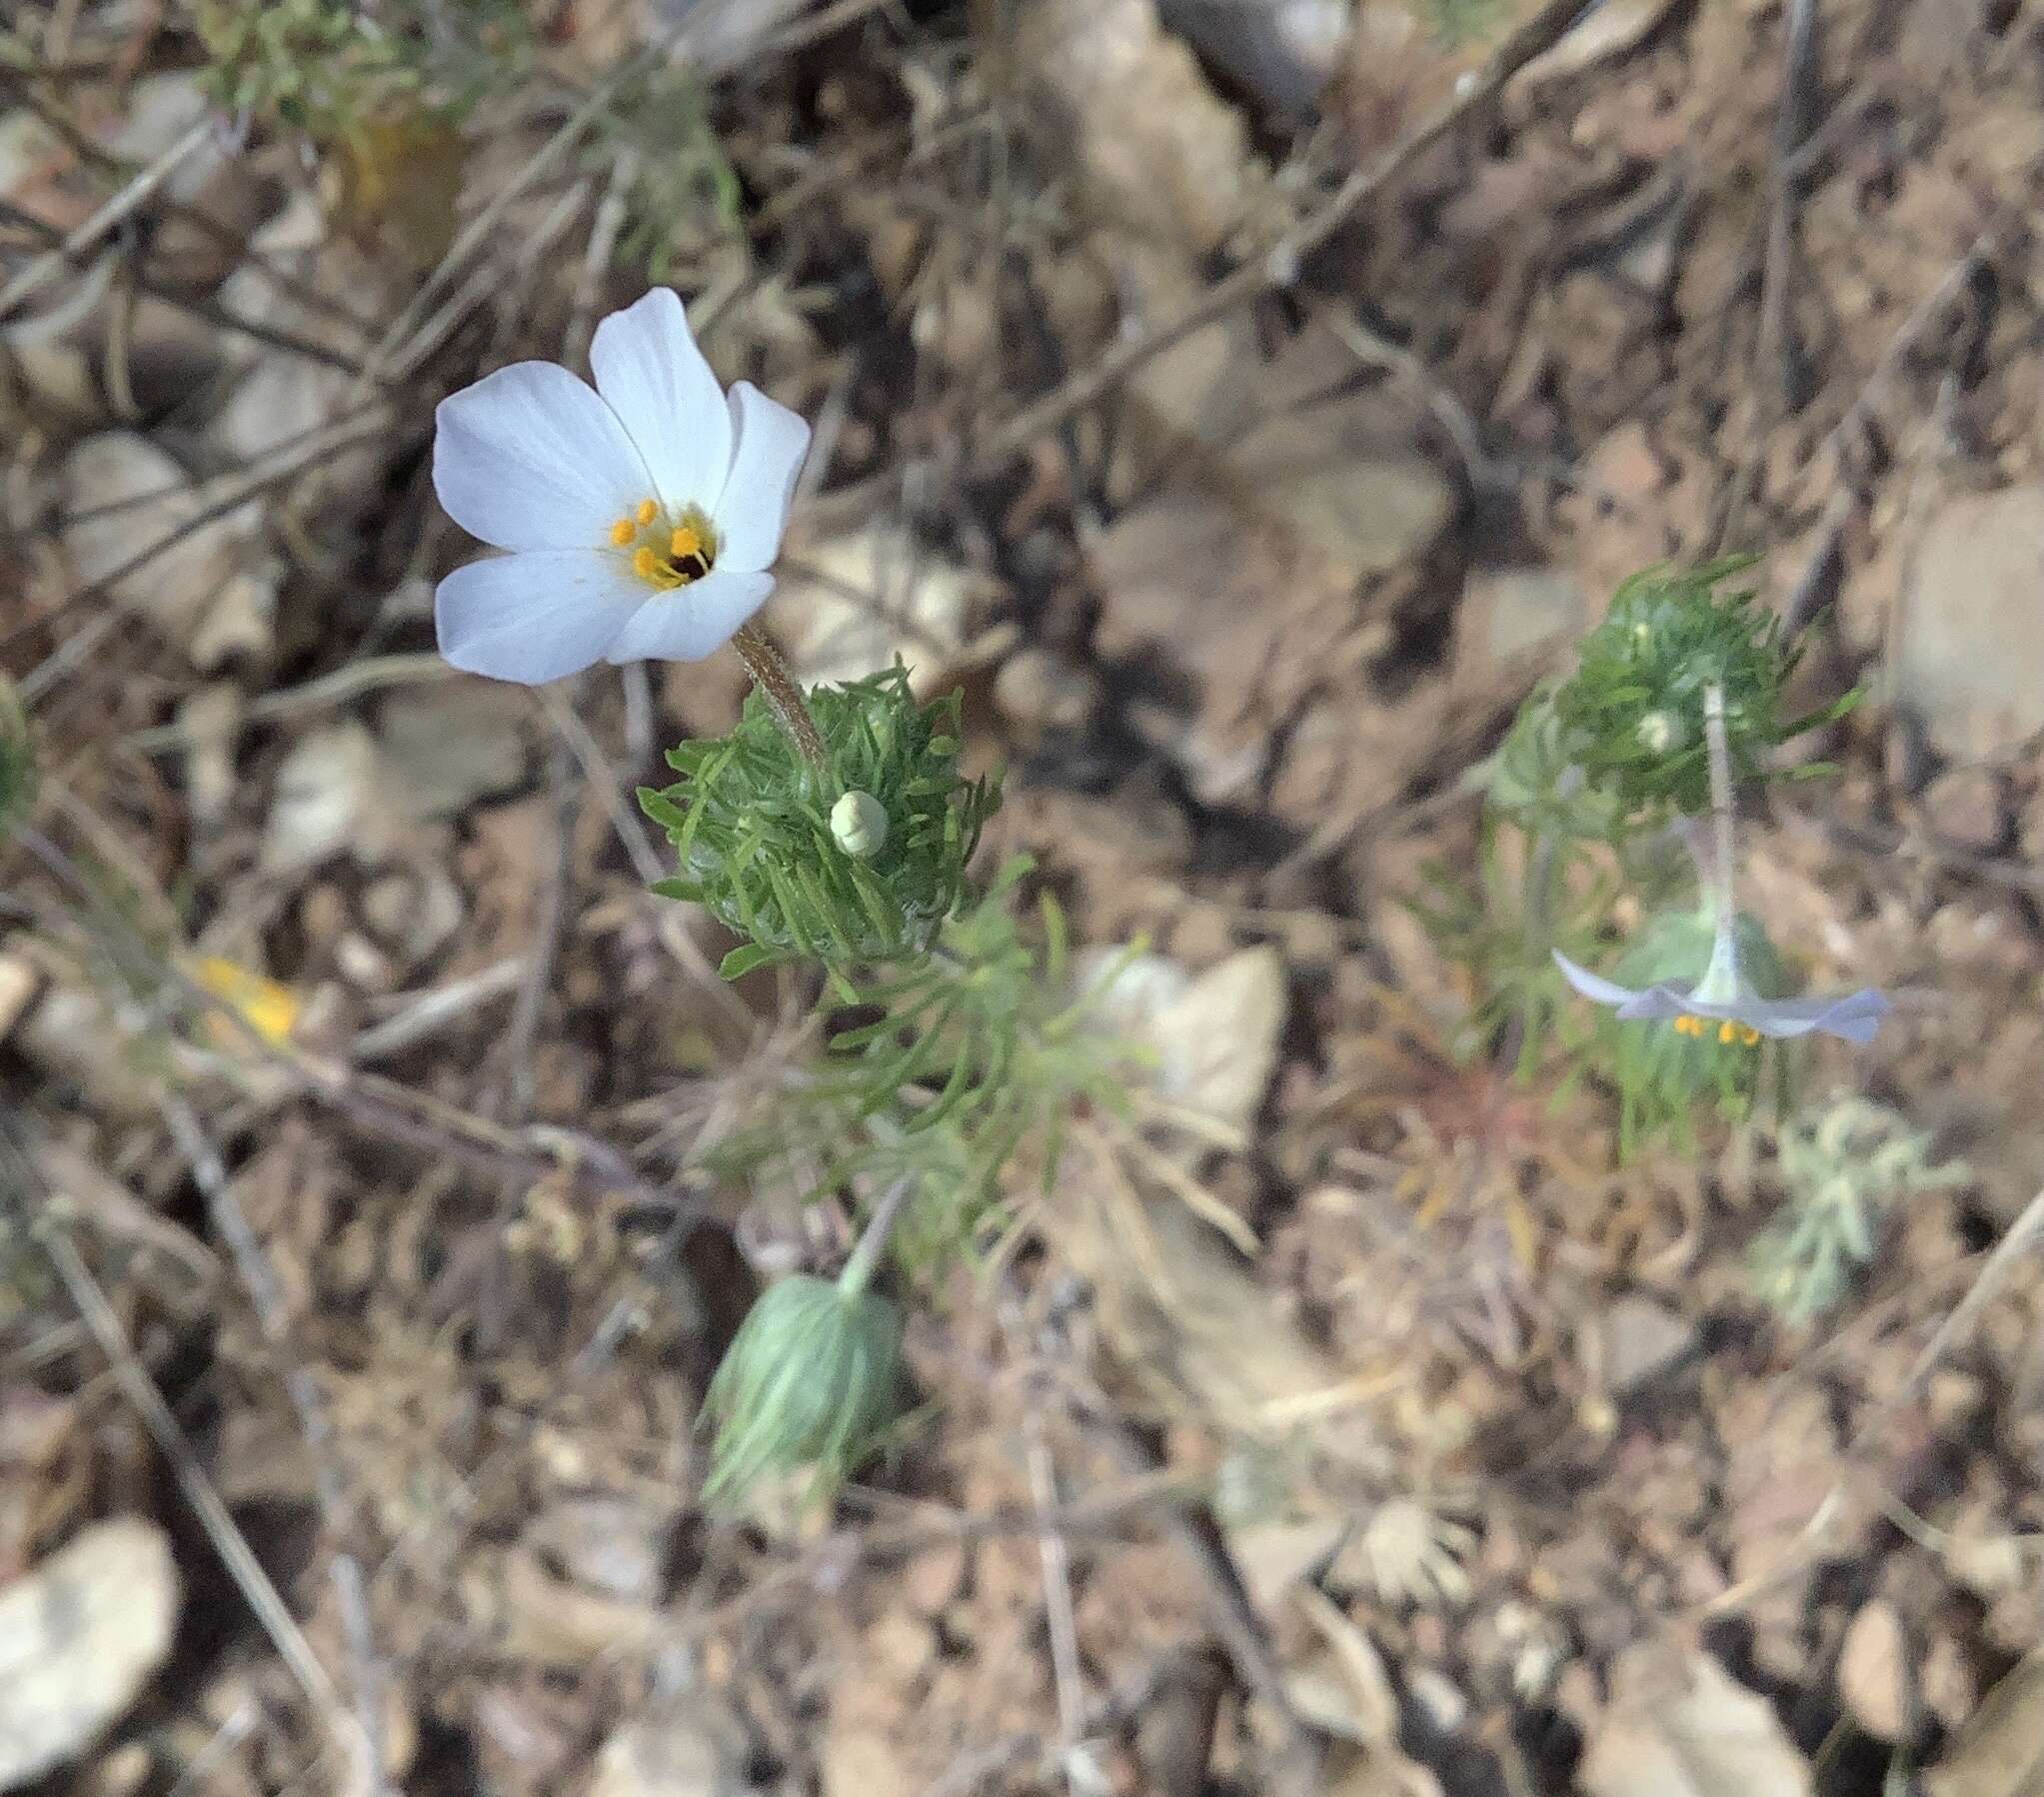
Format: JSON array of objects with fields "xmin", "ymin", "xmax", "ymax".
[
  {"xmin": 830, "ymin": 789, "xmax": 888, "ymax": 859},
  {"xmin": 1636, "ymin": 710, "xmax": 1681, "ymax": 756}
]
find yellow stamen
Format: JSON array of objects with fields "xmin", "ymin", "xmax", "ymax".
[
  {"xmin": 1739, "ymin": 1024, "xmax": 1760, "ymax": 1045},
  {"xmin": 671, "ymin": 524, "xmax": 703, "ymax": 561},
  {"xmin": 632, "ymin": 546, "xmax": 658, "ymax": 581},
  {"xmin": 636, "ymin": 498, "xmax": 659, "ymax": 526},
  {"xmin": 610, "ymin": 517, "xmax": 635, "ymax": 547},
  {"xmin": 1718, "ymin": 1020, "xmax": 1736, "ymax": 1044}
]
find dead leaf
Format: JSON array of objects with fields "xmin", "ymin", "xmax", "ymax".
[
  {"xmin": 766, "ymin": 526, "xmax": 999, "ymax": 694},
  {"xmin": 1579, "ymin": 1640, "xmax": 1813, "ymax": 1797}
]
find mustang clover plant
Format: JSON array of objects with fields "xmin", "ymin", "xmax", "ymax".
[
  {"xmin": 428, "ymin": 292, "xmax": 1052, "ymax": 1503},
  {"xmin": 1418, "ymin": 560, "xmax": 1892, "ymax": 1159},
  {"xmin": 1551, "ymin": 684, "xmax": 1889, "ymax": 1049}
]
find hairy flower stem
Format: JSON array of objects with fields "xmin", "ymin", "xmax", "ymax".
[
  {"xmin": 1702, "ymin": 682, "xmax": 1737, "ymax": 922},
  {"xmin": 838, "ymin": 1175, "xmax": 914, "ymax": 1300},
  {"xmin": 731, "ymin": 622, "xmax": 828, "ymax": 768}
]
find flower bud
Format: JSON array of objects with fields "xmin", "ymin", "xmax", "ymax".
[
  {"xmin": 702, "ymin": 1274, "xmax": 904, "ymax": 1505},
  {"xmin": 1635, "ymin": 710, "xmax": 1682, "ymax": 756},
  {"xmin": 830, "ymin": 789, "xmax": 889, "ymax": 859}
]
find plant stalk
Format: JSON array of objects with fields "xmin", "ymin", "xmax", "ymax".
[
  {"xmin": 1702, "ymin": 681, "xmax": 1738, "ymax": 923},
  {"xmin": 731, "ymin": 622, "xmax": 828, "ymax": 768},
  {"xmin": 838, "ymin": 1175, "xmax": 914, "ymax": 1299}
]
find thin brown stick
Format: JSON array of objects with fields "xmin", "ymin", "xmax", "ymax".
[{"xmin": 0, "ymin": 114, "xmax": 209, "ymax": 319}]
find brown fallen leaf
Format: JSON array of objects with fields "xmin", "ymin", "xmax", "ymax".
[{"xmin": 1578, "ymin": 1638, "xmax": 1813, "ymax": 1797}]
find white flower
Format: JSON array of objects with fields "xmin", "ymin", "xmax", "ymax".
[
  {"xmin": 431, "ymin": 288, "xmax": 811, "ymax": 683},
  {"xmin": 1553, "ymin": 923, "xmax": 1890, "ymax": 1046}
]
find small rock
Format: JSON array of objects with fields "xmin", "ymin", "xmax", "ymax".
[
  {"xmin": 0, "ymin": 1519, "xmax": 180, "ymax": 1789},
  {"xmin": 1455, "ymin": 566, "xmax": 1588, "ymax": 686},
  {"xmin": 1838, "ymin": 1600, "xmax": 1908, "ymax": 1741},
  {"xmin": 993, "ymin": 646, "xmax": 1099, "ymax": 736},
  {"xmin": 1923, "ymin": 1631, "xmax": 1977, "ymax": 1731},
  {"xmin": 1158, "ymin": 0, "xmax": 1351, "ymax": 114},
  {"xmin": 0, "ymin": 953, "xmax": 41, "ymax": 1042},
  {"xmin": 589, "ymin": 1701, "xmax": 745, "ymax": 1797},
  {"xmin": 765, "ymin": 526, "xmax": 997, "ymax": 695},
  {"xmin": 1511, "ymin": 0, "xmax": 1678, "ymax": 88},
  {"xmin": 1077, "ymin": 944, "xmax": 1288, "ymax": 1145},
  {"xmin": 376, "ymin": 682, "xmax": 532, "ymax": 823},
  {"xmin": 15, "ymin": 981, "xmax": 161, "ymax": 1117},
  {"xmin": 1601, "ymin": 1294, "xmax": 1695, "ymax": 1395},
  {"xmin": 177, "ymin": 685, "xmax": 244, "ymax": 830},
  {"xmin": 900, "ymin": 1540, "xmax": 967, "ymax": 1616},
  {"xmin": 261, "ymin": 723, "xmax": 404, "ymax": 874},
  {"xmin": 360, "ymin": 866, "xmax": 466, "ymax": 964},
  {"xmin": 868, "ymin": 1611, "xmax": 938, "ymax": 1683},
  {"xmin": 529, "ymin": 1494, "xmax": 673, "ymax": 1605},
  {"xmin": 1920, "ymin": 767, "xmax": 2006, "ymax": 851},
  {"xmin": 822, "ymin": 1725, "xmax": 916, "ymax": 1797},
  {"xmin": 1945, "ymin": 1528, "xmax": 2026, "ymax": 1599},
  {"xmin": 1898, "ymin": 486, "xmax": 2044, "ymax": 760},
  {"xmin": 60, "ymin": 435, "xmax": 264, "ymax": 669},
  {"xmin": 1020, "ymin": 0, "xmax": 1256, "ymax": 257}
]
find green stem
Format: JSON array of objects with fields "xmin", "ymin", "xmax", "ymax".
[{"xmin": 838, "ymin": 1174, "xmax": 913, "ymax": 1299}]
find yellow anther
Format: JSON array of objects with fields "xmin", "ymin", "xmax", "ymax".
[
  {"xmin": 671, "ymin": 524, "xmax": 703, "ymax": 561},
  {"xmin": 610, "ymin": 517, "xmax": 636, "ymax": 547},
  {"xmin": 1739, "ymin": 1024, "xmax": 1760, "ymax": 1046},
  {"xmin": 1718, "ymin": 1020, "xmax": 1736, "ymax": 1044},
  {"xmin": 636, "ymin": 498, "xmax": 659, "ymax": 526},
  {"xmin": 633, "ymin": 546, "xmax": 658, "ymax": 581}
]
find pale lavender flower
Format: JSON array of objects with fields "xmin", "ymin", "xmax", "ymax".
[
  {"xmin": 431, "ymin": 289, "xmax": 811, "ymax": 683},
  {"xmin": 1553, "ymin": 924, "xmax": 1890, "ymax": 1046}
]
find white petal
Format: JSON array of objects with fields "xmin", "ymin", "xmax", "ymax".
[
  {"xmin": 709, "ymin": 381, "xmax": 811, "ymax": 574},
  {"xmin": 435, "ymin": 363, "xmax": 651, "ymax": 551},
  {"xmin": 603, "ymin": 569, "xmax": 775, "ymax": 665},
  {"xmin": 1552, "ymin": 950, "xmax": 1647, "ymax": 1010},
  {"xmin": 1684, "ymin": 987, "xmax": 1893, "ymax": 1044},
  {"xmin": 590, "ymin": 289, "xmax": 732, "ymax": 515},
  {"xmin": 1612, "ymin": 985, "xmax": 1700, "ymax": 1022},
  {"xmin": 435, "ymin": 550, "xmax": 647, "ymax": 683}
]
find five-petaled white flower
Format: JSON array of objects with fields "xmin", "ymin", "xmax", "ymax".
[
  {"xmin": 1553, "ymin": 926, "xmax": 1890, "ymax": 1047},
  {"xmin": 432, "ymin": 288, "xmax": 811, "ymax": 683}
]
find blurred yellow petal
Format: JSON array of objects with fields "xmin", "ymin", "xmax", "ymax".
[{"xmin": 189, "ymin": 957, "xmax": 301, "ymax": 1049}]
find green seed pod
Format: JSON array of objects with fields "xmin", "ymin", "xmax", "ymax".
[{"xmin": 702, "ymin": 1274, "xmax": 904, "ymax": 1506}]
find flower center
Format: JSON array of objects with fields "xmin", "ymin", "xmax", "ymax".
[
  {"xmin": 609, "ymin": 498, "xmax": 717, "ymax": 591},
  {"xmin": 1672, "ymin": 1014, "xmax": 1760, "ymax": 1045}
]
